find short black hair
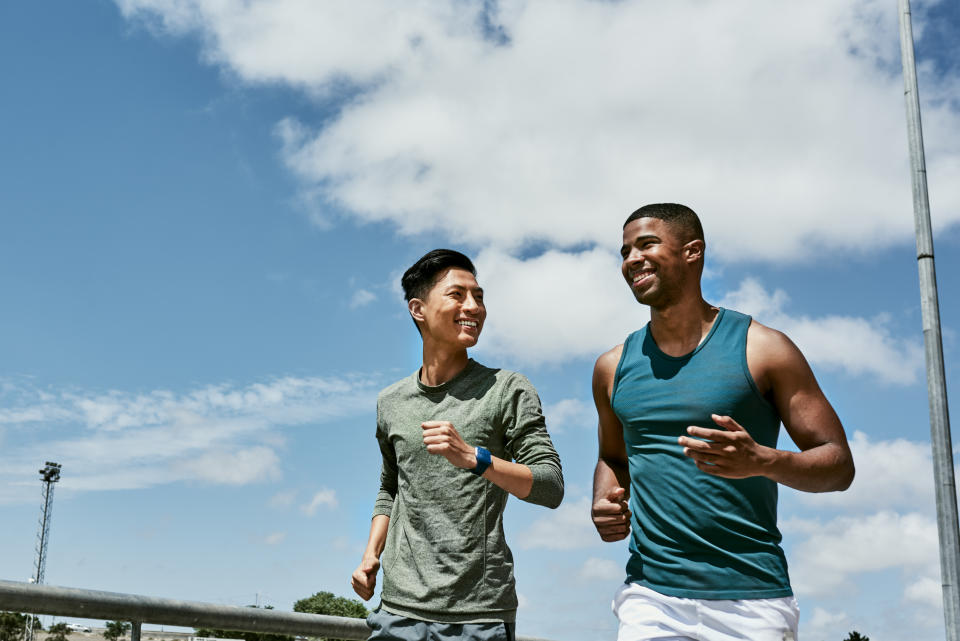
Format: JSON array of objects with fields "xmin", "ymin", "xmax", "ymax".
[
  {"xmin": 624, "ymin": 203, "xmax": 704, "ymax": 244},
  {"xmin": 401, "ymin": 249, "xmax": 477, "ymax": 302}
]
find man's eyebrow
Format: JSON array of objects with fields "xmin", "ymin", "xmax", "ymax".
[{"xmin": 444, "ymin": 284, "xmax": 484, "ymax": 294}]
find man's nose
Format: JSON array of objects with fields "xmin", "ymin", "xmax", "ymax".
[{"xmin": 463, "ymin": 294, "xmax": 481, "ymax": 311}]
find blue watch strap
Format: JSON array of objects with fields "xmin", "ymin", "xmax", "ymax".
[{"xmin": 471, "ymin": 446, "xmax": 492, "ymax": 476}]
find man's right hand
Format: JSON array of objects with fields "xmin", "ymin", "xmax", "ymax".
[
  {"xmin": 592, "ymin": 486, "xmax": 631, "ymax": 542},
  {"xmin": 351, "ymin": 556, "xmax": 381, "ymax": 601}
]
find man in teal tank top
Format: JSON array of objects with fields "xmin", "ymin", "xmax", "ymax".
[{"xmin": 591, "ymin": 204, "xmax": 855, "ymax": 641}]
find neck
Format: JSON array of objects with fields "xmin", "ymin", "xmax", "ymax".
[
  {"xmin": 648, "ymin": 292, "xmax": 717, "ymax": 357},
  {"xmin": 420, "ymin": 342, "xmax": 471, "ymax": 386}
]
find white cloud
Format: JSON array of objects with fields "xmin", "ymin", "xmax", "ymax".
[
  {"xmin": 177, "ymin": 447, "xmax": 281, "ymax": 485},
  {"xmin": 349, "ymin": 289, "xmax": 376, "ymax": 309},
  {"xmin": 0, "ymin": 376, "xmax": 377, "ymax": 503},
  {"xmin": 577, "ymin": 557, "xmax": 624, "ymax": 582},
  {"xmin": 269, "ymin": 489, "xmax": 297, "ymax": 508},
  {"xmin": 786, "ymin": 511, "xmax": 939, "ymax": 597},
  {"xmin": 515, "ymin": 497, "xmax": 599, "ymax": 549},
  {"xmin": 904, "ymin": 575, "xmax": 944, "ymax": 610},
  {"xmin": 797, "ymin": 431, "xmax": 935, "ymax": 512},
  {"xmin": 264, "ymin": 531, "xmax": 287, "ymax": 546},
  {"xmin": 302, "ymin": 488, "xmax": 338, "ymax": 515},
  {"xmin": 117, "ymin": 0, "xmax": 960, "ymax": 261},
  {"xmin": 543, "ymin": 398, "xmax": 594, "ymax": 434},
  {"xmin": 719, "ymin": 278, "xmax": 923, "ymax": 383},
  {"xmin": 472, "ymin": 248, "xmax": 646, "ymax": 365},
  {"xmin": 804, "ymin": 608, "xmax": 850, "ymax": 641}
]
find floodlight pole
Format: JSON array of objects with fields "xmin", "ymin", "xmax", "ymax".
[
  {"xmin": 897, "ymin": 2, "xmax": 960, "ymax": 639},
  {"xmin": 25, "ymin": 462, "xmax": 62, "ymax": 641}
]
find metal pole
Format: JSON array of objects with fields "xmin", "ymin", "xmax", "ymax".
[
  {"xmin": 130, "ymin": 621, "xmax": 141, "ymax": 641},
  {"xmin": 897, "ymin": 1, "xmax": 960, "ymax": 639}
]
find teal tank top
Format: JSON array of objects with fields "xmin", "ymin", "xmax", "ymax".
[{"xmin": 611, "ymin": 308, "xmax": 792, "ymax": 599}]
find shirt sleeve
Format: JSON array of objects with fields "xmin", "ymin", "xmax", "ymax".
[
  {"xmin": 373, "ymin": 395, "xmax": 398, "ymax": 518},
  {"xmin": 501, "ymin": 373, "xmax": 564, "ymax": 509}
]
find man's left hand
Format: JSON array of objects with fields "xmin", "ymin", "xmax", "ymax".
[
  {"xmin": 679, "ymin": 414, "xmax": 773, "ymax": 479},
  {"xmin": 422, "ymin": 421, "xmax": 477, "ymax": 469}
]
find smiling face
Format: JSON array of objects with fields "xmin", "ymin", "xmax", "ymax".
[
  {"xmin": 409, "ymin": 267, "xmax": 486, "ymax": 350},
  {"xmin": 621, "ymin": 217, "xmax": 703, "ymax": 308}
]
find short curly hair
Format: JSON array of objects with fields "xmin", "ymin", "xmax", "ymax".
[{"xmin": 624, "ymin": 203, "xmax": 704, "ymax": 244}]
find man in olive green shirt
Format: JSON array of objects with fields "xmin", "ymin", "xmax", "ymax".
[{"xmin": 351, "ymin": 249, "xmax": 564, "ymax": 641}]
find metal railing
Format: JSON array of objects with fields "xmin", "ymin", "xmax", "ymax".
[{"xmin": 0, "ymin": 580, "xmax": 553, "ymax": 641}]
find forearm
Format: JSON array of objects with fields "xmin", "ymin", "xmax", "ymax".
[
  {"xmin": 362, "ymin": 514, "xmax": 390, "ymax": 560},
  {"xmin": 482, "ymin": 455, "xmax": 534, "ymax": 499},
  {"xmin": 761, "ymin": 442, "xmax": 855, "ymax": 492},
  {"xmin": 593, "ymin": 455, "xmax": 630, "ymax": 501}
]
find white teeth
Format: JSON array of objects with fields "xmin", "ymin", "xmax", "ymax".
[{"xmin": 458, "ymin": 320, "xmax": 478, "ymax": 327}]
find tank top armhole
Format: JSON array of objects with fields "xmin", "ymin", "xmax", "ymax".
[
  {"xmin": 610, "ymin": 330, "xmax": 639, "ymax": 409},
  {"xmin": 739, "ymin": 315, "xmax": 779, "ymax": 413}
]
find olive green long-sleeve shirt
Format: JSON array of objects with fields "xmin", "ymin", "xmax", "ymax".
[{"xmin": 372, "ymin": 359, "xmax": 564, "ymax": 623}]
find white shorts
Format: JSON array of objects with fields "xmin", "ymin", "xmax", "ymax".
[{"xmin": 612, "ymin": 583, "xmax": 799, "ymax": 641}]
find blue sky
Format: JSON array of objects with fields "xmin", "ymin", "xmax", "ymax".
[{"xmin": 2, "ymin": 1, "xmax": 959, "ymax": 640}]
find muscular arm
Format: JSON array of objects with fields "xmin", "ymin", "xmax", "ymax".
[
  {"xmin": 591, "ymin": 346, "xmax": 632, "ymax": 541},
  {"xmin": 679, "ymin": 322, "xmax": 855, "ymax": 493}
]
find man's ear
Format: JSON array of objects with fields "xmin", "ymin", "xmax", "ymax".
[
  {"xmin": 684, "ymin": 239, "xmax": 705, "ymax": 264},
  {"xmin": 408, "ymin": 298, "xmax": 426, "ymax": 324}
]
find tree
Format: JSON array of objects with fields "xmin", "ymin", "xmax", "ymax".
[
  {"xmin": 293, "ymin": 592, "xmax": 367, "ymax": 641},
  {"xmin": 293, "ymin": 592, "xmax": 368, "ymax": 619},
  {"xmin": 103, "ymin": 621, "xmax": 131, "ymax": 641},
  {"xmin": 844, "ymin": 632, "xmax": 870, "ymax": 641},
  {"xmin": 0, "ymin": 612, "xmax": 43, "ymax": 641},
  {"xmin": 46, "ymin": 623, "xmax": 72, "ymax": 641}
]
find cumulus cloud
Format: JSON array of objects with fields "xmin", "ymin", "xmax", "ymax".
[
  {"xmin": 719, "ymin": 278, "xmax": 924, "ymax": 383},
  {"xmin": 543, "ymin": 398, "xmax": 594, "ymax": 434},
  {"xmin": 472, "ymin": 248, "xmax": 646, "ymax": 365},
  {"xmin": 797, "ymin": 431, "xmax": 936, "ymax": 512},
  {"xmin": 301, "ymin": 488, "xmax": 339, "ymax": 515},
  {"xmin": 118, "ymin": 0, "xmax": 960, "ymax": 261},
  {"xmin": 805, "ymin": 608, "xmax": 851, "ymax": 641},
  {"xmin": 904, "ymin": 575, "xmax": 944, "ymax": 610},
  {"xmin": 515, "ymin": 497, "xmax": 599, "ymax": 549},
  {"xmin": 0, "ymin": 376, "xmax": 377, "ymax": 503},
  {"xmin": 785, "ymin": 511, "xmax": 939, "ymax": 597},
  {"xmin": 577, "ymin": 557, "xmax": 624, "ymax": 582}
]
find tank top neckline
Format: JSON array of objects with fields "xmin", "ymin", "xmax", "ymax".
[{"xmin": 642, "ymin": 307, "xmax": 727, "ymax": 362}]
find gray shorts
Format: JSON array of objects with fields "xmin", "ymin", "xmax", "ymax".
[{"xmin": 366, "ymin": 608, "xmax": 516, "ymax": 641}]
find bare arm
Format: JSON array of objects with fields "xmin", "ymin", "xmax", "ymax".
[
  {"xmin": 352, "ymin": 515, "xmax": 389, "ymax": 600},
  {"xmin": 591, "ymin": 346, "xmax": 632, "ymax": 541},
  {"xmin": 679, "ymin": 322, "xmax": 855, "ymax": 493}
]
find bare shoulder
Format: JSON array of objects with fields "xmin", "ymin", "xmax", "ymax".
[
  {"xmin": 747, "ymin": 320, "xmax": 804, "ymax": 362},
  {"xmin": 746, "ymin": 320, "xmax": 814, "ymax": 392},
  {"xmin": 594, "ymin": 344, "xmax": 624, "ymax": 380}
]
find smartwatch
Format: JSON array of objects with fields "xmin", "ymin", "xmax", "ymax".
[{"xmin": 471, "ymin": 446, "xmax": 492, "ymax": 476}]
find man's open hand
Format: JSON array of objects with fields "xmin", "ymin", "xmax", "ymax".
[
  {"xmin": 351, "ymin": 556, "xmax": 380, "ymax": 601},
  {"xmin": 592, "ymin": 486, "xmax": 631, "ymax": 542},
  {"xmin": 679, "ymin": 414, "xmax": 774, "ymax": 479},
  {"xmin": 422, "ymin": 421, "xmax": 477, "ymax": 469}
]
